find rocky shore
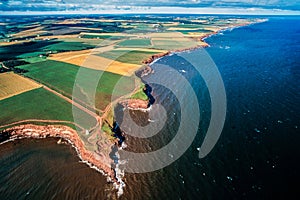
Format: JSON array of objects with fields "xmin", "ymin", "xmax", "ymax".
[
  {"xmin": 0, "ymin": 21, "xmax": 264, "ymax": 195},
  {"xmin": 142, "ymin": 52, "xmax": 171, "ymax": 65},
  {"xmin": 0, "ymin": 124, "xmax": 116, "ymax": 182},
  {"xmin": 119, "ymin": 98, "xmax": 149, "ymax": 110}
]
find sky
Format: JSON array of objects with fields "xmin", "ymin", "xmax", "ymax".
[{"xmin": 0, "ymin": 0, "xmax": 300, "ymax": 14}]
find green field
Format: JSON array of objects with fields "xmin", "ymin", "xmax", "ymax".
[
  {"xmin": 117, "ymin": 39, "xmax": 152, "ymax": 47},
  {"xmin": 18, "ymin": 60, "xmax": 135, "ymax": 110},
  {"xmin": 175, "ymin": 24, "xmax": 205, "ymax": 29},
  {"xmin": 80, "ymin": 34, "xmax": 126, "ymax": 40},
  {"xmin": 177, "ymin": 29, "xmax": 213, "ymax": 35},
  {"xmin": 0, "ymin": 88, "xmax": 96, "ymax": 129},
  {"xmin": 98, "ymin": 50, "xmax": 159, "ymax": 64},
  {"xmin": 130, "ymin": 84, "xmax": 149, "ymax": 101},
  {"xmin": 0, "ymin": 40, "xmax": 96, "ymax": 61},
  {"xmin": 152, "ymin": 40, "xmax": 197, "ymax": 50},
  {"xmin": 43, "ymin": 40, "xmax": 96, "ymax": 52}
]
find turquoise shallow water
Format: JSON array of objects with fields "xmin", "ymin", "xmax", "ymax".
[{"xmin": 0, "ymin": 16, "xmax": 299, "ymax": 199}]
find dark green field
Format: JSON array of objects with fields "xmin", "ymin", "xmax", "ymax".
[
  {"xmin": 117, "ymin": 39, "xmax": 152, "ymax": 47},
  {"xmin": 43, "ymin": 40, "xmax": 96, "ymax": 52},
  {"xmin": 0, "ymin": 88, "xmax": 96, "ymax": 129},
  {"xmin": 18, "ymin": 60, "xmax": 135, "ymax": 110},
  {"xmin": 0, "ymin": 40, "xmax": 96, "ymax": 61},
  {"xmin": 80, "ymin": 34, "xmax": 126, "ymax": 40}
]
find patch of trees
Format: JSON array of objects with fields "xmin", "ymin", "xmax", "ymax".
[
  {"xmin": 0, "ymin": 60, "xmax": 29, "ymax": 74},
  {"xmin": 3, "ymin": 60, "xmax": 29, "ymax": 68}
]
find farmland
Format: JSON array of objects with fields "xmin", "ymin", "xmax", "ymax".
[
  {"xmin": 0, "ymin": 87, "xmax": 96, "ymax": 129},
  {"xmin": 0, "ymin": 39, "xmax": 97, "ymax": 61},
  {"xmin": 0, "ymin": 16, "xmax": 261, "ymax": 130},
  {"xmin": 0, "ymin": 15, "xmax": 263, "ymax": 185},
  {"xmin": 0, "ymin": 16, "xmax": 260, "ymax": 127},
  {"xmin": 97, "ymin": 49, "xmax": 165, "ymax": 65},
  {"xmin": 152, "ymin": 39, "xmax": 199, "ymax": 50},
  {"xmin": 18, "ymin": 60, "xmax": 136, "ymax": 110},
  {"xmin": 80, "ymin": 33, "xmax": 127, "ymax": 40},
  {"xmin": 117, "ymin": 39, "xmax": 152, "ymax": 47},
  {"xmin": 0, "ymin": 72, "xmax": 41, "ymax": 100},
  {"xmin": 49, "ymin": 51, "xmax": 141, "ymax": 76}
]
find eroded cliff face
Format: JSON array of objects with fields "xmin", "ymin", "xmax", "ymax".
[
  {"xmin": 0, "ymin": 124, "xmax": 116, "ymax": 181},
  {"xmin": 142, "ymin": 52, "xmax": 170, "ymax": 65},
  {"xmin": 119, "ymin": 99, "xmax": 149, "ymax": 110}
]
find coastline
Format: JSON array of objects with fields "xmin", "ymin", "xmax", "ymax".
[
  {"xmin": 0, "ymin": 18, "xmax": 267, "ymax": 195},
  {"xmin": 140, "ymin": 19, "xmax": 268, "ymax": 71},
  {"xmin": 0, "ymin": 124, "xmax": 116, "ymax": 182}
]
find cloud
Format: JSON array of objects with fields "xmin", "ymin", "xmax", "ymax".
[{"xmin": 0, "ymin": 0, "xmax": 299, "ymax": 12}]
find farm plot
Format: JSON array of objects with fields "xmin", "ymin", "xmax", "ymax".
[
  {"xmin": 0, "ymin": 72, "xmax": 41, "ymax": 100},
  {"xmin": 49, "ymin": 50, "xmax": 141, "ymax": 76},
  {"xmin": 18, "ymin": 60, "xmax": 136, "ymax": 110},
  {"xmin": 80, "ymin": 33, "xmax": 126, "ymax": 40},
  {"xmin": 117, "ymin": 39, "xmax": 152, "ymax": 47},
  {"xmin": 97, "ymin": 49, "xmax": 163, "ymax": 65},
  {"xmin": 0, "ymin": 87, "xmax": 96, "ymax": 129},
  {"xmin": 81, "ymin": 55, "xmax": 140, "ymax": 76},
  {"xmin": 151, "ymin": 39, "xmax": 199, "ymax": 50}
]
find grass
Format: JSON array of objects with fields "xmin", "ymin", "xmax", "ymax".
[
  {"xmin": 43, "ymin": 40, "xmax": 96, "ymax": 52},
  {"xmin": 0, "ymin": 72, "xmax": 41, "ymax": 100},
  {"xmin": 152, "ymin": 39, "xmax": 198, "ymax": 50},
  {"xmin": 22, "ymin": 56, "xmax": 47, "ymax": 63},
  {"xmin": 102, "ymin": 123, "xmax": 113, "ymax": 136},
  {"xmin": 98, "ymin": 50, "xmax": 159, "ymax": 65},
  {"xmin": 117, "ymin": 39, "xmax": 152, "ymax": 47},
  {"xmin": 101, "ymin": 107, "xmax": 115, "ymax": 141},
  {"xmin": 130, "ymin": 84, "xmax": 149, "ymax": 101},
  {"xmin": 0, "ymin": 39, "xmax": 96, "ymax": 61},
  {"xmin": 57, "ymin": 38, "xmax": 104, "ymax": 46},
  {"xmin": 18, "ymin": 60, "xmax": 135, "ymax": 110},
  {"xmin": 80, "ymin": 34, "xmax": 126, "ymax": 40},
  {"xmin": 177, "ymin": 29, "xmax": 213, "ymax": 35},
  {"xmin": 0, "ymin": 87, "xmax": 96, "ymax": 130},
  {"xmin": 175, "ymin": 24, "xmax": 205, "ymax": 29}
]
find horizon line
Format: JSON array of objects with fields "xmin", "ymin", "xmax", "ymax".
[{"xmin": 1, "ymin": 6, "xmax": 300, "ymax": 16}]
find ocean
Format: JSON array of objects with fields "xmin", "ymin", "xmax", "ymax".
[{"xmin": 1, "ymin": 16, "xmax": 299, "ymax": 199}]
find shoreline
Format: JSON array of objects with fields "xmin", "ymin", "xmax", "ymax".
[
  {"xmin": 0, "ymin": 124, "xmax": 116, "ymax": 182},
  {"xmin": 0, "ymin": 18, "xmax": 267, "ymax": 196},
  {"xmin": 139, "ymin": 20, "xmax": 267, "ymax": 71}
]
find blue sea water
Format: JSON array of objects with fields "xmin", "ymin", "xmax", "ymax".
[
  {"xmin": 132, "ymin": 16, "xmax": 300, "ymax": 199},
  {"xmin": 202, "ymin": 16, "xmax": 300, "ymax": 199},
  {"xmin": 0, "ymin": 16, "xmax": 299, "ymax": 199}
]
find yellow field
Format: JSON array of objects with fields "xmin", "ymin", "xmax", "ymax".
[
  {"xmin": 54, "ymin": 19, "xmax": 82, "ymax": 25},
  {"xmin": 186, "ymin": 32, "xmax": 210, "ymax": 37},
  {"xmin": 48, "ymin": 44, "xmax": 116, "ymax": 63},
  {"xmin": 37, "ymin": 34, "xmax": 79, "ymax": 40},
  {"xmin": 204, "ymin": 26, "xmax": 221, "ymax": 32},
  {"xmin": 162, "ymin": 22, "xmax": 180, "ymax": 27},
  {"xmin": 12, "ymin": 26, "xmax": 47, "ymax": 38},
  {"xmin": 115, "ymin": 47, "xmax": 165, "ymax": 53},
  {"xmin": 79, "ymin": 32, "xmax": 136, "ymax": 37},
  {"xmin": 84, "ymin": 55, "xmax": 141, "ymax": 76},
  {"xmin": 151, "ymin": 37, "xmax": 193, "ymax": 42},
  {"xmin": 49, "ymin": 51, "xmax": 141, "ymax": 76},
  {"xmin": 147, "ymin": 32, "xmax": 185, "ymax": 38},
  {"xmin": 0, "ymin": 72, "xmax": 42, "ymax": 100},
  {"xmin": 167, "ymin": 27, "xmax": 201, "ymax": 31},
  {"xmin": 49, "ymin": 49, "xmax": 92, "ymax": 62},
  {"xmin": 0, "ymin": 40, "xmax": 33, "ymax": 46},
  {"xmin": 190, "ymin": 20, "xmax": 209, "ymax": 23}
]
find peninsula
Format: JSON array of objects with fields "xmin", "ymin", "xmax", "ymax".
[{"xmin": 0, "ymin": 15, "xmax": 266, "ymax": 194}]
